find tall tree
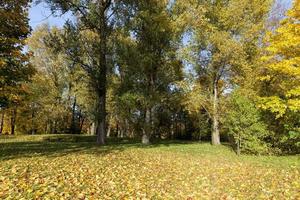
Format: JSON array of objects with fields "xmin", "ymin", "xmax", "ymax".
[
  {"xmin": 19, "ymin": 24, "xmax": 93, "ymax": 135},
  {"xmin": 114, "ymin": 0, "xmax": 183, "ymax": 144},
  {"xmin": 42, "ymin": 0, "xmax": 115, "ymax": 144},
  {"xmin": 0, "ymin": 0, "xmax": 35, "ymax": 134},
  {"xmin": 177, "ymin": 0, "xmax": 272, "ymax": 145},
  {"xmin": 0, "ymin": 0, "xmax": 33, "ymax": 91},
  {"xmin": 26, "ymin": 25, "xmax": 70, "ymax": 134},
  {"xmin": 258, "ymin": 0, "xmax": 300, "ymax": 152}
]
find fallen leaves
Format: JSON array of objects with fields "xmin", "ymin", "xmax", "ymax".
[{"xmin": 0, "ymin": 136, "xmax": 299, "ymax": 199}]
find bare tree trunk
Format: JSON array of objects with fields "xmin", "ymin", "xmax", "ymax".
[
  {"xmin": 117, "ymin": 129, "xmax": 121, "ymax": 138},
  {"xmin": 96, "ymin": 94, "xmax": 106, "ymax": 145},
  {"xmin": 175, "ymin": 117, "xmax": 178, "ymax": 139},
  {"xmin": 107, "ymin": 124, "xmax": 111, "ymax": 138},
  {"xmin": 170, "ymin": 123, "xmax": 174, "ymax": 139},
  {"xmin": 46, "ymin": 119, "xmax": 51, "ymax": 134},
  {"xmin": 0, "ymin": 110, "xmax": 5, "ymax": 135},
  {"xmin": 53, "ymin": 120, "xmax": 58, "ymax": 134},
  {"xmin": 90, "ymin": 122, "xmax": 96, "ymax": 135},
  {"xmin": 130, "ymin": 130, "xmax": 134, "ymax": 138},
  {"xmin": 49, "ymin": 120, "xmax": 53, "ymax": 134},
  {"xmin": 106, "ymin": 115, "xmax": 112, "ymax": 138},
  {"xmin": 198, "ymin": 116, "xmax": 202, "ymax": 141},
  {"xmin": 120, "ymin": 129, "xmax": 124, "ymax": 138},
  {"xmin": 237, "ymin": 132, "xmax": 241, "ymax": 156},
  {"xmin": 70, "ymin": 96, "xmax": 76, "ymax": 134},
  {"xmin": 116, "ymin": 123, "xmax": 119, "ymax": 137},
  {"xmin": 31, "ymin": 110, "xmax": 35, "ymax": 135},
  {"xmin": 142, "ymin": 108, "xmax": 151, "ymax": 145},
  {"xmin": 125, "ymin": 118, "xmax": 130, "ymax": 138},
  {"xmin": 79, "ymin": 117, "xmax": 84, "ymax": 134},
  {"xmin": 142, "ymin": 130, "xmax": 150, "ymax": 144},
  {"xmin": 10, "ymin": 107, "xmax": 17, "ymax": 135},
  {"xmin": 45, "ymin": 120, "xmax": 48, "ymax": 134},
  {"xmin": 95, "ymin": 2, "xmax": 110, "ymax": 145},
  {"xmin": 212, "ymin": 81, "xmax": 221, "ymax": 145},
  {"xmin": 237, "ymin": 140, "xmax": 241, "ymax": 156}
]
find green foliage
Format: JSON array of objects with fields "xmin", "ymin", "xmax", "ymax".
[
  {"xmin": 225, "ymin": 91, "xmax": 270, "ymax": 155},
  {"xmin": 111, "ymin": 0, "xmax": 184, "ymax": 141},
  {"xmin": 0, "ymin": 0, "xmax": 35, "ymax": 106},
  {"xmin": 276, "ymin": 113, "xmax": 300, "ymax": 154},
  {"xmin": 1, "ymin": 0, "xmax": 299, "ymax": 155},
  {"xmin": 176, "ymin": 0, "xmax": 272, "ymax": 144}
]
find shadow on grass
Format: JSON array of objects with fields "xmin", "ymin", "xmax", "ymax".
[{"xmin": 0, "ymin": 135, "xmax": 198, "ymax": 161}]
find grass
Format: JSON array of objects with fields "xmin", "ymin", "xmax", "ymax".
[{"xmin": 0, "ymin": 135, "xmax": 299, "ymax": 199}]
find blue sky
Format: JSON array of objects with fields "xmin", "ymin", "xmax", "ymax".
[
  {"xmin": 29, "ymin": 0, "xmax": 293, "ymax": 30},
  {"xmin": 29, "ymin": 2, "xmax": 71, "ymax": 30}
]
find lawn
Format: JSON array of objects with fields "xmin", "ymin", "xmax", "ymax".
[{"xmin": 0, "ymin": 135, "xmax": 299, "ymax": 199}]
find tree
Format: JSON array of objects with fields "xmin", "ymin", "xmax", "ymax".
[
  {"xmin": 0, "ymin": 0, "xmax": 35, "ymax": 134},
  {"xmin": 0, "ymin": 0, "xmax": 34, "ymax": 96},
  {"xmin": 258, "ymin": 0, "xmax": 300, "ymax": 152},
  {"xmin": 11, "ymin": 24, "xmax": 92, "ymax": 135},
  {"xmin": 26, "ymin": 25, "xmax": 70, "ymax": 134},
  {"xmin": 176, "ymin": 0, "xmax": 272, "ymax": 145},
  {"xmin": 113, "ymin": 0, "xmax": 183, "ymax": 144},
  {"xmin": 180, "ymin": 81, "xmax": 211, "ymax": 141},
  {"xmin": 259, "ymin": 0, "xmax": 300, "ymax": 116},
  {"xmin": 42, "ymin": 0, "xmax": 115, "ymax": 144},
  {"xmin": 225, "ymin": 90, "xmax": 269, "ymax": 155}
]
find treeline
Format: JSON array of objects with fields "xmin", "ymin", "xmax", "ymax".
[{"xmin": 0, "ymin": 0, "xmax": 299, "ymax": 154}]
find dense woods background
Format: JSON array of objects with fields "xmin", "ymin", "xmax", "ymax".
[{"xmin": 0, "ymin": 0, "xmax": 299, "ymax": 154}]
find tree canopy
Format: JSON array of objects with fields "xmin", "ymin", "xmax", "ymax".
[{"xmin": 0, "ymin": 0, "xmax": 299, "ymax": 154}]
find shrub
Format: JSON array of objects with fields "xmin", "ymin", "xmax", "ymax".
[{"xmin": 225, "ymin": 91, "xmax": 270, "ymax": 155}]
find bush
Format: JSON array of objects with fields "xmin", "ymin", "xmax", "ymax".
[{"xmin": 225, "ymin": 91, "xmax": 270, "ymax": 155}]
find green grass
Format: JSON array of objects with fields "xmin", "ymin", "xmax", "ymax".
[{"xmin": 0, "ymin": 135, "xmax": 299, "ymax": 199}]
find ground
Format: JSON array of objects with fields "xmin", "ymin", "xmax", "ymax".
[{"xmin": 0, "ymin": 135, "xmax": 299, "ymax": 199}]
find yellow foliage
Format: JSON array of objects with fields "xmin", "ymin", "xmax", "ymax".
[{"xmin": 259, "ymin": 0, "xmax": 300, "ymax": 115}]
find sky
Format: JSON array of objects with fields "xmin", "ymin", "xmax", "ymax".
[
  {"xmin": 29, "ymin": 0, "xmax": 294, "ymax": 30},
  {"xmin": 29, "ymin": 2, "xmax": 72, "ymax": 30}
]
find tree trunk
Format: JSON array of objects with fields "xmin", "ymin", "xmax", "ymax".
[
  {"xmin": 237, "ymin": 140, "xmax": 241, "ymax": 156},
  {"xmin": 71, "ymin": 96, "xmax": 77, "ymax": 134},
  {"xmin": 212, "ymin": 81, "xmax": 221, "ymax": 145},
  {"xmin": 53, "ymin": 120, "xmax": 57, "ymax": 134},
  {"xmin": 120, "ymin": 129, "xmax": 124, "ymax": 138},
  {"xmin": 142, "ymin": 108, "xmax": 151, "ymax": 145},
  {"xmin": 90, "ymin": 122, "xmax": 96, "ymax": 135},
  {"xmin": 116, "ymin": 123, "xmax": 119, "ymax": 137},
  {"xmin": 0, "ymin": 110, "xmax": 5, "ymax": 135},
  {"xmin": 10, "ymin": 107, "xmax": 17, "ymax": 135},
  {"xmin": 106, "ymin": 115, "xmax": 111, "ymax": 138},
  {"xmin": 142, "ymin": 132, "xmax": 150, "ymax": 144},
  {"xmin": 95, "ymin": 3, "xmax": 109, "ymax": 145},
  {"xmin": 107, "ymin": 124, "xmax": 111, "ymax": 138},
  {"xmin": 125, "ymin": 118, "xmax": 130, "ymax": 138},
  {"xmin": 46, "ymin": 119, "xmax": 51, "ymax": 134},
  {"xmin": 117, "ymin": 129, "xmax": 121, "ymax": 138},
  {"xmin": 198, "ymin": 117, "xmax": 202, "ymax": 141},
  {"xmin": 170, "ymin": 123, "xmax": 174, "ymax": 140},
  {"xmin": 237, "ymin": 132, "xmax": 241, "ymax": 156},
  {"xmin": 31, "ymin": 110, "xmax": 35, "ymax": 135},
  {"xmin": 96, "ymin": 94, "xmax": 106, "ymax": 145},
  {"xmin": 79, "ymin": 117, "xmax": 84, "ymax": 134}
]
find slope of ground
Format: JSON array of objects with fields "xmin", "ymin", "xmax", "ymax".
[{"xmin": 0, "ymin": 135, "xmax": 299, "ymax": 199}]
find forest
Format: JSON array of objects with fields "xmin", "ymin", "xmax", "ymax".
[
  {"xmin": 0, "ymin": 0, "xmax": 300, "ymax": 199},
  {"xmin": 2, "ymin": 0, "xmax": 298, "ymax": 155}
]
